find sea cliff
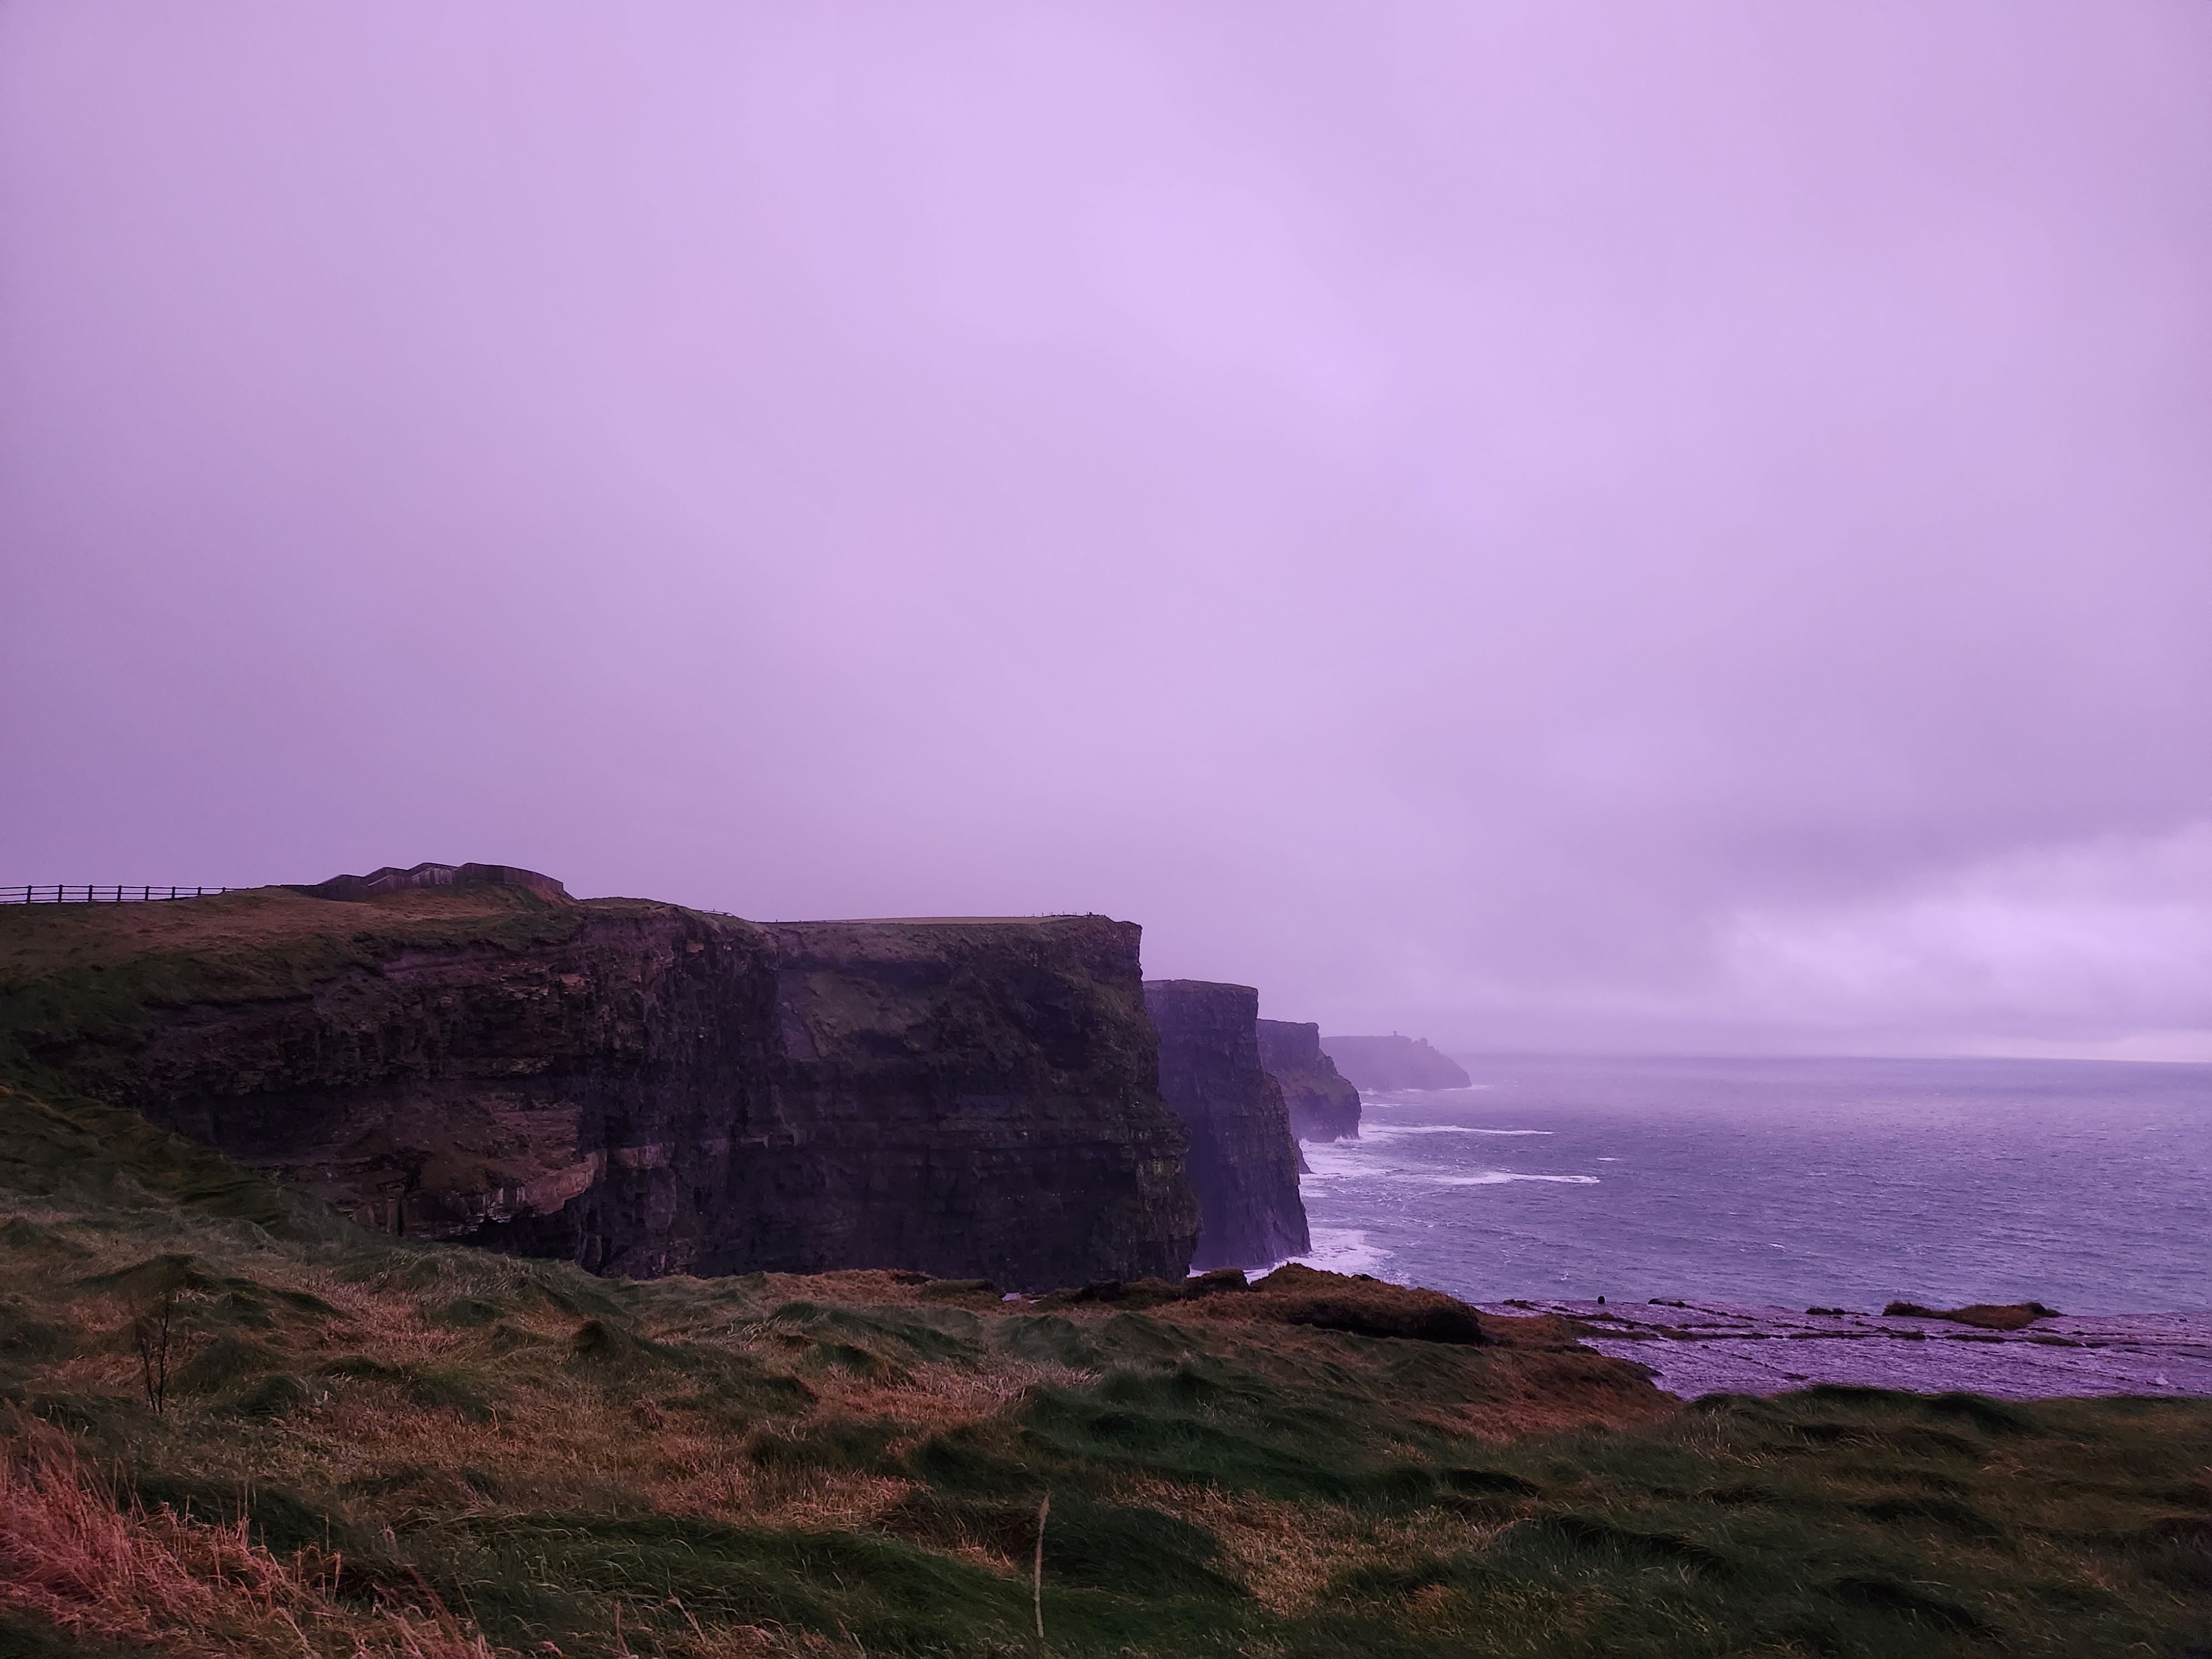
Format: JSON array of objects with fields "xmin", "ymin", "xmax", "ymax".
[
  {"xmin": 0, "ymin": 880, "xmax": 1198, "ymax": 1289},
  {"xmin": 1142, "ymin": 980, "xmax": 1309, "ymax": 1270},
  {"xmin": 1255, "ymin": 1018, "xmax": 1361, "ymax": 1142}
]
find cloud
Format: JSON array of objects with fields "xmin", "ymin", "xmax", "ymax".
[
  {"xmin": 1714, "ymin": 825, "xmax": 2212, "ymax": 1056},
  {"xmin": 1, "ymin": 4, "xmax": 2206, "ymax": 1057}
]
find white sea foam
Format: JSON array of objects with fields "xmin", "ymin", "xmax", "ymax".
[
  {"xmin": 1357, "ymin": 1084, "xmax": 1491, "ymax": 1099},
  {"xmin": 1359, "ymin": 1124, "xmax": 1552, "ymax": 1140},
  {"xmin": 1282, "ymin": 1226, "xmax": 1390, "ymax": 1276},
  {"xmin": 1298, "ymin": 1141, "xmax": 1599, "ymax": 1190},
  {"xmin": 1297, "ymin": 1143, "xmax": 1365, "ymax": 1179}
]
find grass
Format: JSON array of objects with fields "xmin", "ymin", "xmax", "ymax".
[
  {"xmin": 0, "ymin": 1084, "xmax": 2207, "ymax": 1657},
  {"xmin": 0, "ymin": 885, "xmax": 609, "ymax": 1094}
]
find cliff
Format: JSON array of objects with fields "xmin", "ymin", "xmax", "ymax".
[
  {"xmin": 0, "ymin": 885, "xmax": 1198, "ymax": 1289},
  {"xmin": 753, "ymin": 917, "xmax": 1198, "ymax": 1287},
  {"xmin": 1319, "ymin": 1033, "xmax": 1473, "ymax": 1091},
  {"xmin": 1142, "ymin": 980, "xmax": 1308, "ymax": 1270},
  {"xmin": 1255, "ymin": 1018, "xmax": 1361, "ymax": 1142}
]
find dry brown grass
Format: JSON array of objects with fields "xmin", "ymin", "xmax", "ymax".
[
  {"xmin": 732, "ymin": 1269, "xmax": 1004, "ymax": 1308},
  {"xmin": 7, "ymin": 1192, "xmax": 2211, "ymax": 1657},
  {"xmin": 0, "ymin": 1412, "xmax": 494, "ymax": 1658},
  {"xmin": 2, "ymin": 1212, "xmax": 1667, "ymax": 1557},
  {"xmin": 0, "ymin": 1198, "xmax": 1679, "ymax": 1653},
  {"xmin": 0, "ymin": 1399, "xmax": 863, "ymax": 1659},
  {"xmin": 801, "ymin": 1355, "xmax": 1098, "ymax": 1427},
  {"xmin": 1113, "ymin": 1474, "xmax": 1516, "ymax": 1616},
  {"xmin": 0, "ymin": 1230, "xmax": 1108, "ymax": 1554},
  {"xmin": 1152, "ymin": 1302, "xmax": 1674, "ymax": 1442}
]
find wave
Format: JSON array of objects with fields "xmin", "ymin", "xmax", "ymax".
[
  {"xmin": 1358, "ymin": 1124, "xmax": 1553, "ymax": 1139},
  {"xmin": 1357, "ymin": 1084, "xmax": 1492, "ymax": 1098},
  {"xmin": 1282, "ymin": 1226, "xmax": 1390, "ymax": 1276},
  {"xmin": 1299, "ymin": 1143, "xmax": 1599, "ymax": 1189}
]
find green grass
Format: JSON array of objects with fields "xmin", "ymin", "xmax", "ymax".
[{"xmin": 0, "ymin": 1085, "xmax": 2208, "ymax": 1657}]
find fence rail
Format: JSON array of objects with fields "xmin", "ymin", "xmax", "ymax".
[{"xmin": 1, "ymin": 885, "xmax": 231, "ymax": 905}]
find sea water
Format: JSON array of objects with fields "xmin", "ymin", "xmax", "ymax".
[{"xmin": 1293, "ymin": 1054, "xmax": 2212, "ymax": 1313}]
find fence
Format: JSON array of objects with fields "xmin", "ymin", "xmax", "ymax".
[{"xmin": 1, "ymin": 885, "xmax": 231, "ymax": 905}]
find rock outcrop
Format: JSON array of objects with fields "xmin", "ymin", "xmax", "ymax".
[
  {"xmin": 1142, "ymin": 980, "xmax": 1308, "ymax": 1271},
  {"xmin": 1491, "ymin": 1298, "xmax": 2212, "ymax": 1400},
  {"xmin": 1255, "ymin": 1019, "xmax": 1361, "ymax": 1142},
  {"xmin": 0, "ymin": 882, "xmax": 1199, "ymax": 1290},
  {"xmin": 1319, "ymin": 1033, "xmax": 1472, "ymax": 1091},
  {"xmin": 303, "ymin": 861, "xmax": 571, "ymax": 903}
]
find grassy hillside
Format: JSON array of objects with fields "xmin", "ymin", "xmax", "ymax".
[
  {"xmin": 0, "ymin": 1079, "xmax": 2208, "ymax": 1657},
  {"xmin": 0, "ymin": 885, "xmax": 607, "ymax": 1108}
]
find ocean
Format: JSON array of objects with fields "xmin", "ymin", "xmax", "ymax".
[{"xmin": 1293, "ymin": 1053, "xmax": 2212, "ymax": 1314}]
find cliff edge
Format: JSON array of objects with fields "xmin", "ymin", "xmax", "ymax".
[
  {"xmin": 1320, "ymin": 1032, "xmax": 1473, "ymax": 1091},
  {"xmin": 1255, "ymin": 1018, "xmax": 1361, "ymax": 1142},
  {"xmin": 1143, "ymin": 980, "xmax": 1309, "ymax": 1270},
  {"xmin": 758, "ymin": 916, "xmax": 1198, "ymax": 1287},
  {"xmin": 0, "ymin": 884, "xmax": 1198, "ymax": 1289}
]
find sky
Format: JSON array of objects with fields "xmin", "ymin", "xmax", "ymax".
[{"xmin": 3, "ymin": 3, "xmax": 2208, "ymax": 1060}]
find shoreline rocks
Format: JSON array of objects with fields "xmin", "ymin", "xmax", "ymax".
[{"xmin": 1484, "ymin": 1297, "xmax": 2212, "ymax": 1399}]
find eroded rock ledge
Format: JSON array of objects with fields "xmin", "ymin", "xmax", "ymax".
[{"xmin": 1485, "ymin": 1298, "xmax": 2212, "ymax": 1399}]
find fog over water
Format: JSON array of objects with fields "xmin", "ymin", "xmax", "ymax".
[{"xmin": 3, "ymin": 5, "xmax": 2207, "ymax": 1058}]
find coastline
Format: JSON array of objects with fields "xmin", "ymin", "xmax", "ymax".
[{"xmin": 1480, "ymin": 1298, "xmax": 2212, "ymax": 1400}]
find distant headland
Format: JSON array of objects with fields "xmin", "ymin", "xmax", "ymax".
[{"xmin": 1319, "ymin": 1032, "xmax": 1474, "ymax": 1091}]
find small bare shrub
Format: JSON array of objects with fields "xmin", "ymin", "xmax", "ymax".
[{"xmin": 132, "ymin": 1288, "xmax": 178, "ymax": 1416}]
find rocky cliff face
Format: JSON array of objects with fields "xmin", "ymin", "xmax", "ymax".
[
  {"xmin": 1319, "ymin": 1034, "xmax": 1472, "ymax": 1092},
  {"xmin": 1255, "ymin": 1019, "xmax": 1361, "ymax": 1142},
  {"xmin": 0, "ymin": 886, "xmax": 1198, "ymax": 1289},
  {"xmin": 1142, "ymin": 980, "xmax": 1309, "ymax": 1271},
  {"xmin": 750, "ymin": 917, "xmax": 1198, "ymax": 1287}
]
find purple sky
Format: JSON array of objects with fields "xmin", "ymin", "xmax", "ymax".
[{"xmin": 4, "ymin": 4, "xmax": 2208, "ymax": 1059}]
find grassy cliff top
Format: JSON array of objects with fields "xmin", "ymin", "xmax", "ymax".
[
  {"xmin": 0, "ymin": 1082, "xmax": 2207, "ymax": 1658},
  {"xmin": 0, "ymin": 888, "xmax": 763, "ymax": 1096},
  {"xmin": 0, "ymin": 885, "xmax": 594, "ymax": 971},
  {"xmin": 0, "ymin": 894, "xmax": 1129, "ymax": 1016}
]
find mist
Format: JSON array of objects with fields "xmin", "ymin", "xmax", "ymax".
[{"xmin": 3, "ymin": 3, "xmax": 2207, "ymax": 1059}]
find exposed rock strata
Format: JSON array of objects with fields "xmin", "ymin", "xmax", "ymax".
[
  {"xmin": 1142, "ymin": 980, "xmax": 1308, "ymax": 1270},
  {"xmin": 758, "ymin": 918, "xmax": 1198, "ymax": 1287},
  {"xmin": 1255, "ymin": 1019, "xmax": 1361, "ymax": 1142},
  {"xmin": 1319, "ymin": 1033, "xmax": 1472, "ymax": 1091},
  {"xmin": 0, "ymin": 885, "xmax": 1198, "ymax": 1289}
]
